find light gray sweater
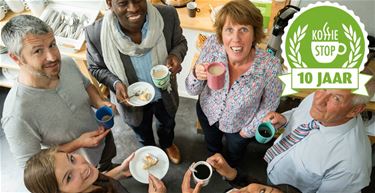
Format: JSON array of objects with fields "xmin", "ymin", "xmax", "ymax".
[{"xmin": 2, "ymin": 57, "xmax": 104, "ymax": 167}]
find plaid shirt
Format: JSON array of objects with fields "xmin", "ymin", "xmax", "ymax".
[{"xmin": 185, "ymin": 35, "xmax": 282, "ymax": 137}]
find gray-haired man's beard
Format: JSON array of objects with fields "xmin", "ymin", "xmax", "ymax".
[{"xmin": 28, "ymin": 69, "xmax": 59, "ymax": 80}]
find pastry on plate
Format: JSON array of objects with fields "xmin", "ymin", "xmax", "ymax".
[
  {"xmin": 143, "ymin": 153, "xmax": 158, "ymax": 169},
  {"xmin": 138, "ymin": 90, "xmax": 151, "ymax": 101}
]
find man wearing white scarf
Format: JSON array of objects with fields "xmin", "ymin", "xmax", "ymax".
[{"xmin": 86, "ymin": 0, "xmax": 187, "ymax": 164}]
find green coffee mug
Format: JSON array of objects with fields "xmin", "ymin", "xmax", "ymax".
[
  {"xmin": 255, "ymin": 122, "xmax": 275, "ymax": 144},
  {"xmin": 150, "ymin": 65, "xmax": 171, "ymax": 90}
]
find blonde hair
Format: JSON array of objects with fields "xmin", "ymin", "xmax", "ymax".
[
  {"xmin": 24, "ymin": 147, "xmax": 59, "ymax": 193},
  {"xmin": 214, "ymin": 0, "xmax": 265, "ymax": 45}
]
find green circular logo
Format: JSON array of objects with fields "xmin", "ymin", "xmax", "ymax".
[{"xmin": 279, "ymin": 2, "xmax": 370, "ymax": 96}]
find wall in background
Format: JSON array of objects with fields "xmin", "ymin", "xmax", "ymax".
[{"xmin": 293, "ymin": 0, "xmax": 374, "ymax": 37}]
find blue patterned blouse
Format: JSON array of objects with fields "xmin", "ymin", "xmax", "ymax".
[{"xmin": 185, "ymin": 35, "xmax": 283, "ymax": 138}]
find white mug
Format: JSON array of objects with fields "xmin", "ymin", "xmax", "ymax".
[
  {"xmin": 4, "ymin": 0, "xmax": 24, "ymax": 13},
  {"xmin": 311, "ymin": 41, "xmax": 347, "ymax": 63},
  {"xmin": 0, "ymin": 6, "xmax": 7, "ymax": 21},
  {"xmin": 25, "ymin": 0, "xmax": 45, "ymax": 17},
  {"xmin": 192, "ymin": 161, "xmax": 213, "ymax": 187}
]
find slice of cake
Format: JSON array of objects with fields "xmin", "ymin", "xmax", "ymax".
[
  {"xmin": 138, "ymin": 90, "xmax": 151, "ymax": 102},
  {"xmin": 143, "ymin": 153, "xmax": 158, "ymax": 170}
]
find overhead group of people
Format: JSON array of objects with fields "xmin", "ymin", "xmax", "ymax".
[{"xmin": 1, "ymin": 0, "xmax": 374, "ymax": 193}]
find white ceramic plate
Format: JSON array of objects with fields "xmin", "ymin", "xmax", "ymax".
[
  {"xmin": 129, "ymin": 146, "xmax": 169, "ymax": 184},
  {"xmin": 127, "ymin": 82, "xmax": 155, "ymax": 107},
  {"xmin": 210, "ymin": 5, "xmax": 223, "ymax": 23}
]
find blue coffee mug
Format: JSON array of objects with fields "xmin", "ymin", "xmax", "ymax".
[
  {"xmin": 95, "ymin": 106, "xmax": 114, "ymax": 129},
  {"xmin": 255, "ymin": 122, "xmax": 275, "ymax": 144}
]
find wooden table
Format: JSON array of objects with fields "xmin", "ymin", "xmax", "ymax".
[{"xmin": 175, "ymin": 0, "xmax": 289, "ymax": 32}]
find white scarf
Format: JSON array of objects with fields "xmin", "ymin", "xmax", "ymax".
[{"xmin": 100, "ymin": 2, "xmax": 168, "ymax": 86}]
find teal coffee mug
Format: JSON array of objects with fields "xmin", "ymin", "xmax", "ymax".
[
  {"xmin": 150, "ymin": 65, "xmax": 171, "ymax": 90},
  {"xmin": 255, "ymin": 122, "xmax": 275, "ymax": 144}
]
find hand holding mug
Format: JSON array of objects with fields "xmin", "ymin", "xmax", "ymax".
[
  {"xmin": 166, "ymin": 54, "xmax": 182, "ymax": 75},
  {"xmin": 181, "ymin": 169, "xmax": 204, "ymax": 193},
  {"xmin": 194, "ymin": 63, "xmax": 208, "ymax": 80},
  {"xmin": 77, "ymin": 126, "xmax": 110, "ymax": 148},
  {"xmin": 206, "ymin": 153, "xmax": 237, "ymax": 181},
  {"xmin": 262, "ymin": 112, "xmax": 287, "ymax": 129},
  {"xmin": 148, "ymin": 174, "xmax": 167, "ymax": 193}
]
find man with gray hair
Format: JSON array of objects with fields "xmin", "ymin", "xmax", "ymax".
[
  {"xmin": 1, "ymin": 15, "xmax": 117, "ymax": 170},
  {"xmin": 262, "ymin": 77, "xmax": 375, "ymax": 192}
]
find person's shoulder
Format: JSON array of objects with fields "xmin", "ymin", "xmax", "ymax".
[
  {"xmin": 61, "ymin": 57, "xmax": 76, "ymax": 67},
  {"xmin": 60, "ymin": 57, "xmax": 80, "ymax": 73},
  {"xmin": 326, "ymin": 125, "xmax": 371, "ymax": 173},
  {"xmin": 205, "ymin": 34, "xmax": 220, "ymax": 45},
  {"xmin": 256, "ymin": 49, "xmax": 279, "ymax": 63},
  {"xmin": 199, "ymin": 35, "xmax": 223, "ymax": 56},
  {"xmin": 2, "ymin": 86, "xmax": 20, "ymax": 115},
  {"xmin": 85, "ymin": 18, "xmax": 103, "ymax": 35},
  {"xmin": 2, "ymin": 86, "xmax": 32, "ymax": 129},
  {"xmin": 154, "ymin": 4, "xmax": 177, "ymax": 16},
  {"xmin": 255, "ymin": 49, "xmax": 281, "ymax": 74}
]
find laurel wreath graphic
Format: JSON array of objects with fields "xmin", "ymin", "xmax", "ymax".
[
  {"xmin": 288, "ymin": 25, "xmax": 309, "ymax": 68},
  {"xmin": 342, "ymin": 24, "xmax": 361, "ymax": 68}
]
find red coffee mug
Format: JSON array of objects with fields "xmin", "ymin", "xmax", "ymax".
[{"xmin": 205, "ymin": 62, "xmax": 226, "ymax": 90}]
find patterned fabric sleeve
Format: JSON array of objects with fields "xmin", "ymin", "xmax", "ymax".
[
  {"xmin": 185, "ymin": 35, "xmax": 218, "ymax": 96},
  {"xmin": 242, "ymin": 56, "xmax": 283, "ymax": 137},
  {"xmin": 185, "ymin": 72, "xmax": 206, "ymax": 96}
]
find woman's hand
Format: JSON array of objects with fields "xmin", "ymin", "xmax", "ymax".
[
  {"xmin": 105, "ymin": 152, "xmax": 135, "ymax": 179},
  {"xmin": 148, "ymin": 174, "xmax": 167, "ymax": 193},
  {"xmin": 239, "ymin": 130, "xmax": 248, "ymax": 138},
  {"xmin": 206, "ymin": 153, "xmax": 237, "ymax": 181},
  {"xmin": 262, "ymin": 112, "xmax": 287, "ymax": 129},
  {"xmin": 59, "ymin": 126, "xmax": 110, "ymax": 153},
  {"xmin": 194, "ymin": 63, "xmax": 208, "ymax": 80},
  {"xmin": 118, "ymin": 152, "xmax": 135, "ymax": 178},
  {"xmin": 77, "ymin": 126, "xmax": 110, "ymax": 148},
  {"xmin": 181, "ymin": 169, "xmax": 203, "ymax": 193}
]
